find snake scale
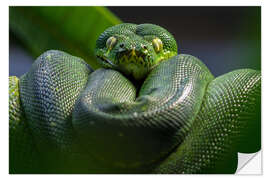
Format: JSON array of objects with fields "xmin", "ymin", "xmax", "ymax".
[{"xmin": 9, "ymin": 23, "xmax": 261, "ymax": 174}]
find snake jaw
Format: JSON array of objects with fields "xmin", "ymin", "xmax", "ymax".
[{"xmin": 97, "ymin": 54, "xmax": 149, "ymax": 80}]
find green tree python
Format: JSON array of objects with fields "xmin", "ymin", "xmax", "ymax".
[{"xmin": 9, "ymin": 23, "xmax": 261, "ymax": 174}]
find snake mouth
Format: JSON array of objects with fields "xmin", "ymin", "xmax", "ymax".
[{"xmin": 97, "ymin": 56, "xmax": 118, "ymax": 68}]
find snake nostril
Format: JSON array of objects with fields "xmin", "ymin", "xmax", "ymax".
[
  {"xmin": 119, "ymin": 43, "xmax": 125, "ymax": 48},
  {"xmin": 142, "ymin": 45, "xmax": 147, "ymax": 49}
]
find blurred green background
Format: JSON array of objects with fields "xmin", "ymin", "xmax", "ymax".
[{"xmin": 9, "ymin": 6, "xmax": 260, "ymax": 77}]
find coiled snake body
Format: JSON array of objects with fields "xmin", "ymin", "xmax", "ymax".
[{"xmin": 9, "ymin": 23, "xmax": 261, "ymax": 174}]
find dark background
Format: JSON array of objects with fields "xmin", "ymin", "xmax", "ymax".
[{"xmin": 9, "ymin": 6, "xmax": 261, "ymax": 77}]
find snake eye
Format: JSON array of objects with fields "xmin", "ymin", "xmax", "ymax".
[
  {"xmin": 152, "ymin": 38, "xmax": 163, "ymax": 53},
  {"xmin": 106, "ymin": 36, "xmax": 117, "ymax": 50}
]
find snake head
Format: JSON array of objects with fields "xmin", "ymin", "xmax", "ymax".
[{"xmin": 95, "ymin": 23, "xmax": 178, "ymax": 80}]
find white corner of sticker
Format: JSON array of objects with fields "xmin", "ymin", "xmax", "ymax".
[{"xmin": 236, "ymin": 151, "xmax": 262, "ymax": 174}]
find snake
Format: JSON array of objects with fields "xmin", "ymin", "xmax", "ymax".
[{"xmin": 9, "ymin": 23, "xmax": 261, "ymax": 174}]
